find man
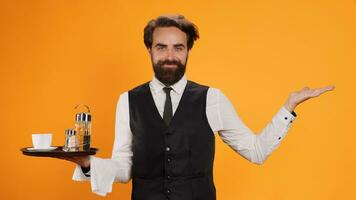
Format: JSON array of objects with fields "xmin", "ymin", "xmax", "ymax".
[{"xmin": 62, "ymin": 14, "xmax": 334, "ymax": 199}]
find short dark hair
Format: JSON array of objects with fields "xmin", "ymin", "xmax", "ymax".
[{"xmin": 144, "ymin": 14, "xmax": 199, "ymax": 50}]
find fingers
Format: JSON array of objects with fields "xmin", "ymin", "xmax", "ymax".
[
  {"xmin": 296, "ymin": 85, "xmax": 334, "ymax": 99},
  {"xmin": 315, "ymin": 85, "xmax": 334, "ymax": 91},
  {"xmin": 323, "ymin": 85, "xmax": 335, "ymax": 92},
  {"xmin": 300, "ymin": 85, "xmax": 334, "ymax": 92},
  {"xmin": 315, "ymin": 85, "xmax": 335, "ymax": 94},
  {"xmin": 310, "ymin": 85, "xmax": 335, "ymax": 97},
  {"xmin": 301, "ymin": 87, "xmax": 310, "ymax": 92}
]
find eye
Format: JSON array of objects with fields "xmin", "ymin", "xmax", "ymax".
[
  {"xmin": 175, "ymin": 46, "xmax": 184, "ymax": 51},
  {"xmin": 157, "ymin": 46, "xmax": 165, "ymax": 51}
]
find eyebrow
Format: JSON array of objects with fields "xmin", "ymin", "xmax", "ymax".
[
  {"xmin": 154, "ymin": 43, "xmax": 186, "ymax": 48},
  {"xmin": 173, "ymin": 44, "xmax": 185, "ymax": 48},
  {"xmin": 154, "ymin": 43, "xmax": 167, "ymax": 48}
]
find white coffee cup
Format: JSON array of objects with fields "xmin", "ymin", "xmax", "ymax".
[{"xmin": 32, "ymin": 133, "xmax": 52, "ymax": 149}]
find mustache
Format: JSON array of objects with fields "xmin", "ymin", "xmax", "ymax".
[{"xmin": 157, "ymin": 59, "xmax": 182, "ymax": 66}]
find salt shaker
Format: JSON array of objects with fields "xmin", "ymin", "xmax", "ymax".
[{"xmin": 64, "ymin": 129, "xmax": 77, "ymax": 152}]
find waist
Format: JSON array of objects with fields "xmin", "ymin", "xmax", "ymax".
[{"xmin": 133, "ymin": 172, "xmax": 213, "ymax": 182}]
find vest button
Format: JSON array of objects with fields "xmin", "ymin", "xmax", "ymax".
[
  {"xmin": 166, "ymin": 189, "xmax": 171, "ymax": 194},
  {"xmin": 165, "ymin": 146, "xmax": 171, "ymax": 152},
  {"xmin": 167, "ymin": 158, "xmax": 171, "ymax": 162},
  {"xmin": 166, "ymin": 175, "xmax": 171, "ymax": 179}
]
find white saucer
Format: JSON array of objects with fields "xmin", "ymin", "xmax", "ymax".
[{"xmin": 27, "ymin": 146, "xmax": 57, "ymax": 151}]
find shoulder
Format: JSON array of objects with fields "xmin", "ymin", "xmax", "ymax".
[
  {"xmin": 187, "ymin": 81, "xmax": 222, "ymax": 94},
  {"xmin": 206, "ymin": 87, "xmax": 223, "ymax": 105},
  {"xmin": 115, "ymin": 91, "xmax": 129, "ymax": 107},
  {"xmin": 187, "ymin": 80, "xmax": 211, "ymax": 95},
  {"xmin": 128, "ymin": 81, "xmax": 150, "ymax": 94},
  {"xmin": 206, "ymin": 87, "xmax": 233, "ymax": 106},
  {"xmin": 187, "ymin": 80, "xmax": 226, "ymax": 98},
  {"xmin": 207, "ymin": 87, "xmax": 222, "ymax": 96},
  {"xmin": 115, "ymin": 82, "xmax": 149, "ymax": 106}
]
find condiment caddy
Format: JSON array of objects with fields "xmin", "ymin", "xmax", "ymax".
[{"xmin": 20, "ymin": 104, "xmax": 98, "ymax": 157}]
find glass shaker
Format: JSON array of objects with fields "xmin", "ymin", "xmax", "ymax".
[{"xmin": 74, "ymin": 104, "xmax": 92, "ymax": 151}]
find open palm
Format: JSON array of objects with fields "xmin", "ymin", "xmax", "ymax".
[{"xmin": 284, "ymin": 85, "xmax": 335, "ymax": 112}]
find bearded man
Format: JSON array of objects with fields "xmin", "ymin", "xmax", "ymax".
[{"xmin": 60, "ymin": 14, "xmax": 334, "ymax": 200}]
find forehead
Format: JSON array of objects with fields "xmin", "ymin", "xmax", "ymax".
[{"xmin": 152, "ymin": 26, "xmax": 187, "ymax": 46}]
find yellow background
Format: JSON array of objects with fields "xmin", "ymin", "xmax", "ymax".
[{"xmin": 0, "ymin": 0, "xmax": 355, "ymax": 199}]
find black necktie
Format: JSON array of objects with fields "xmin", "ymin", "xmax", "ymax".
[{"xmin": 163, "ymin": 87, "xmax": 173, "ymax": 125}]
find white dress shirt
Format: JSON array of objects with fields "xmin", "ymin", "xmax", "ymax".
[{"xmin": 72, "ymin": 74, "xmax": 296, "ymax": 196}]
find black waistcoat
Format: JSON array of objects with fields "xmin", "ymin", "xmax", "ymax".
[{"xmin": 128, "ymin": 80, "xmax": 216, "ymax": 200}]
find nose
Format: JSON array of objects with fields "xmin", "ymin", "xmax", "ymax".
[{"xmin": 165, "ymin": 48, "xmax": 175, "ymax": 60}]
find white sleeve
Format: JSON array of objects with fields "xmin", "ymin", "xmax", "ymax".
[
  {"xmin": 72, "ymin": 92, "xmax": 133, "ymax": 196},
  {"xmin": 206, "ymin": 88, "xmax": 296, "ymax": 164}
]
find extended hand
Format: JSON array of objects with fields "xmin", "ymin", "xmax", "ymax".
[{"xmin": 284, "ymin": 85, "xmax": 335, "ymax": 112}]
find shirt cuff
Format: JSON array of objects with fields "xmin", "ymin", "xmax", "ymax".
[
  {"xmin": 279, "ymin": 106, "xmax": 297, "ymax": 127},
  {"xmin": 267, "ymin": 106, "xmax": 297, "ymax": 148},
  {"xmin": 72, "ymin": 164, "xmax": 91, "ymax": 181}
]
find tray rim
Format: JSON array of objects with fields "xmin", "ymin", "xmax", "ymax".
[{"xmin": 20, "ymin": 146, "xmax": 99, "ymax": 157}]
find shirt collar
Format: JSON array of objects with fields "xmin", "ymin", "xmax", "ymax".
[{"xmin": 150, "ymin": 74, "xmax": 187, "ymax": 95}]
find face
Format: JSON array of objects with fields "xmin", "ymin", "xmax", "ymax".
[{"xmin": 149, "ymin": 26, "xmax": 189, "ymax": 86}]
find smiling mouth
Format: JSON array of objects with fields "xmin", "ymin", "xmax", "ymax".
[{"xmin": 163, "ymin": 63, "xmax": 177, "ymax": 67}]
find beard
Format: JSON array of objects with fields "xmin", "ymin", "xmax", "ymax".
[{"xmin": 152, "ymin": 56, "xmax": 187, "ymax": 86}]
